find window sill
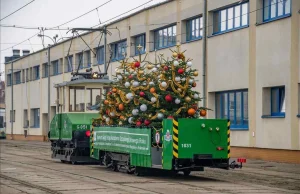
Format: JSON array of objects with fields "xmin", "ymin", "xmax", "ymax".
[
  {"xmin": 208, "ymin": 25, "xmax": 249, "ymax": 38},
  {"xmin": 51, "ymin": 73, "xmax": 62, "ymax": 77},
  {"xmin": 150, "ymin": 45, "xmax": 176, "ymax": 52},
  {"xmin": 30, "ymin": 126, "xmax": 40, "ymax": 128},
  {"xmin": 230, "ymin": 128, "xmax": 249, "ymax": 131},
  {"xmin": 256, "ymin": 14, "xmax": 291, "ymax": 26},
  {"xmin": 261, "ymin": 115, "xmax": 285, "ymax": 118},
  {"xmin": 93, "ymin": 63, "xmax": 104, "ymax": 66},
  {"xmin": 182, "ymin": 37, "xmax": 202, "ymax": 44},
  {"xmin": 131, "ymin": 52, "xmax": 146, "ymax": 57}
]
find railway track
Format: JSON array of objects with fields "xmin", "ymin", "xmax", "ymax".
[{"xmin": 0, "ymin": 174, "xmax": 62, "ymax": 194}]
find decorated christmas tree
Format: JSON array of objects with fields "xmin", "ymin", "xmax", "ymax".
[{"xmin": 96, "ymin": 44, "xmax": 207, "ymax": 128}]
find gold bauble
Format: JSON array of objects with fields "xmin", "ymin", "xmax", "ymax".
[
  {"xmin": 185, "ymin": 96, "xmax": 191, "ymax": 102},
  {"xmin": 119, "ymin": 121, "xmax": 123, "ymax": 125},
  {"xmin": 193, "ymin": 71, "xmax": 198, "ymax": 76},
  {"xmin": 148, "ymin": 114, "xmax": 152, "ymax": 118},
  {"xmin": 160, "ymin": 74, "xmax": 164, "ymax": 79},
  {"xmin": 147, "ymin": 64, "xmax": 153, "ymax": 69},
  {"xmin": 172, "ymin": 52, "xmax": 178, "ymax": 58},
  {"xmin": 177, "ymin": 88, "xmax": 182, "ymax": 92},
  {"xmin": 161, "ymin": 63, "xmax": 165, "ymax": 67},
  {"xmin": 139, "ymin": 70, "xmax": 144, "ymax": 74}
]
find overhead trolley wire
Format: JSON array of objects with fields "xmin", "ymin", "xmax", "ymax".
[
  {"xmin": 0, "ymin": 0, "xmax": 113, "ymax": 52},
  {"xmin": 0, "ymin": 0, "xmax": 36, "ymax": 21}
]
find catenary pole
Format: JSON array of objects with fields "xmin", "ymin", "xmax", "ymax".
[
  {"xmin": 104, "ymin": 26, "xmax": 107, "ymax": 73},
  {"xmin": 47, "ymin": 45, "xmax": 51, "ymax": 137},
  {"xmin": 11, "ymin": 61, "xmax": 13, "ymax": 140}
]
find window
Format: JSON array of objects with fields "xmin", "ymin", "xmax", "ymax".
[
  {"xmin": 0, "ymin": 116, "xmax": 3, "ymax": 128},
  {"xmin": 213, "ymin": 2, "xmax": 249, "ymax": 34},
  {"xmin": 154, "ymin": 25, "xmax": 176, "ymax": 49},
  {"xmin": 111, "ymin": 40, "xmax": 127, "ymax": 61},
  {"xmin": 24, "ymin": 109, "xmax": 28, "ymax": 127},
  {"xmin": 7, "ymin": 74, "xmax": 11, "ymax": 86},
  {"xmin": 22, "ymin": 70, "xmax": 25, "ymax": 83},
  {"xmin": 187, "ymin": 16, "xmax": 203, "ymax": 41},
  {"xmin": 43, "ymin": 63, "xmax": 48, "ymax": 78},
  {"xmin": 84, "ymin": 51, "xmax": 91, "ymax": 67},
  {"xmin": 32, "ymin": 108, "xmax": 40, "ymax": 127},
  {"xmin": 96, "ymin": 46, "xmax": 104, "ymax": 64},
  {"xmin": 135, "ymin": 34, "xmax": 146, "ymax": 55},
  {"xmin": 76, "ymin": 52, "xmax": 84, "ymax": 69},
  {"xmin": 69, "ymin": 86, "xmax": 85, "ymax": 112},
  {"xmin": 65, "ymin": 55, "xmax": 73, "ymax": 72},
  {"xmin": 52, "ymin": 60, "xmax": 59, "ymax": 75},
  {"xmin": 271, "ymin": 87, "xmax": 285, "ymax": 116},
  {"xmin": 26, "ymin": 68, "xmax": 31, "ymax": 81},
  {"xmin": 263, "ymin": 0, "xmax": 291, "ymax": 21},
  {"xmin": 14, "ymin": 71, "xmax": 21, "ymax": 84},
  {"xmin": 10, "ymin": 110, "xmax": 15, "ymax": 122},
  {"xmin": 216, "ymin": 90, "xmax": 248, "ymax": 129},
  {"xmin": 33, "ymin": 65, "xmax": 40, "ymax": 80},
  {"xmin": 86, "ymin": 88, "xmax": 102, "ymax": 111}
]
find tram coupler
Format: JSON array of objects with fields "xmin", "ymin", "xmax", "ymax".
[{"xmin": 229, "ymin": 158, "xmax": 246, "ymax": 169}]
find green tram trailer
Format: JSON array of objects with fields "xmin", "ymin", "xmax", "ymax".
[
  {"xmin": 49, "ymin": 113, "xmax": 99, "ymax": 164},
  {"xmin": 90, "ymin": 118, "xmax": 245, "ymax": 175}
]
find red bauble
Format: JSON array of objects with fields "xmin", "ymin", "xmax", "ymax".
[
  {"xmin": 139, "ymin": 91, "xmax": 145, "ymax": 97},
  {"xmin": 165, "ymin": 94, "xmax": 173, "ymax": 102},
  {"xmin": 167, "ymin": 116, "xmax": 174, "ymax": 119},
  {"xmin": 164, "ymin": 66, "xmax": 169, "ymax": 71},
  {"xmin": 108, "ymin": 92, "xmax": 112, "ymax": 95},
  {"xmin": 178, "ymin": 53, "xmax": 184, "ymax": 59},
  {"xmin": 128, "ymin": 75, "xmax": 133, "ymax": 79},
  {"xmin": 144, "ymin": 120, "xmax": 151, "ymax": 126},
  {"xmin": 134, "ymin": 61, "xmax": 141, "ymax": 68},
  {"xmin": 178, "ymin": 68, "xmax": 184, "ymax": 74},
  {"xmin": 136, "ymin": 121, "xmax": 142, "ymax": 126}
]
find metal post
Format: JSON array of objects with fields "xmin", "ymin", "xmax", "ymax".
[
  {"xmin": 11, "ymin": 62, "xmax": 13, "ymax": 140},
  {"xmin": 202, "ymin": 0, "xmax": 207, "ymax": 109},
  {"xmin": 104, "ymin": 26, "xmax": 107, "ymax": 73},
  {"xmin": 47, "ymin": 46, "xmax": 51, "ymax": 136}
]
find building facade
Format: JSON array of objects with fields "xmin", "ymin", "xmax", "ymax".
[{"xmin": 5, "ymin": 0, "xmax": 300, "ymax": 163}]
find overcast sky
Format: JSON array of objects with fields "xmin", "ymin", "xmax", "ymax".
[{"xmin": 0, "ymin": 0, "xmax": 167, "ymax": 80}]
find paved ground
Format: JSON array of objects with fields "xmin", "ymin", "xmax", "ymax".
[{"xmin": 0, "ymin": 140, "xmax": 299, "ymax": 194}]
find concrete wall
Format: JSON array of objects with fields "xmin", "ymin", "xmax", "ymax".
[{"xmin": 4, "ymin": 0, "xmax": 300, "ymax": 151}]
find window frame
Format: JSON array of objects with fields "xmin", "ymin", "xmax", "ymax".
[
  {"xmin": 186, "ymin": 16, "xmax": 203, "ymax": 41},
  {"xmin": 154, "ymin": 24, "xmax": 177, "ymax": 50},
  {"xmin": 65, "ymin": 55, "xmax": 73, "ymax": 72},
  {"xmin": 270, "ymin": 86, "xmax": 285, "ymax": 117},
  {"xmin": 96, "ymin": 46, "xmax": 104, "ymax": 65},
  {"xmin": 33, "ymin": 65, "xmax": 40, "ymax": 80},
  {"xmin": 111, "ymin": 40, "xmax": 127, "ymax": 61},
  {"xmin": 215, "ymin": 89, "xmax": 249, "ymax": 130},
  {"xmin": 15, "ymin": 71, "xmax": 21, "ymax": 84},
  {"xmin": 53, "ymin": 60, "xmax": 59, "ymax": 76},
  {"xmin": 134, "ymin": 34, "xmax": 146, "ymax": 55},
  {"xmin": 7, "ymin": 74, "xmax": 11, "ymax": 86},
  {"xmin": 213, "ymin": 1, "xmax": 249, "ymax": 34},
  {"xmin": 263, "ymin": 0, "xmax": 291, "ymax": 22},
  {"xmin": 32, "ymin": 108, "xmax": 40, "ymax": 128}
]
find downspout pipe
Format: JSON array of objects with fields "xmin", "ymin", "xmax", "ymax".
[{"xmin": 202, "ymin": 0, "xmax": 207, "ymax": 110}]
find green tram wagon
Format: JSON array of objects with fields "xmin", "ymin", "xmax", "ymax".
[{"xmin": 90, "ymin": 118, "xmax": 244, "ymax": 175}]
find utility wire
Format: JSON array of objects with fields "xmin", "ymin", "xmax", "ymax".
[
  {"xmin": 0, "ymin": 0, "xmax": 113, "ymax": 52},
  {"xmin": 55, "ymin": 0, "xmax": 112, "ymax": 28},
  {"xmin": 1, "ymin": 0, "xmax": 283, "ymax": 53},
  {"xmin": 0, "ymin": 0, "xmax": 36, "ymax": 21}
]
